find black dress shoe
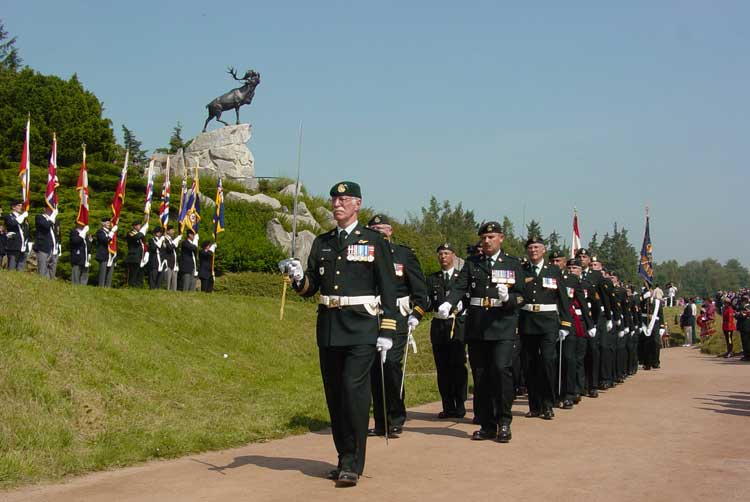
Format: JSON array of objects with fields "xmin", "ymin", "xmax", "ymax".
[
  {"xmin": 367, "ymin": 428, "xmax": 384, "ymax": 437},
  {"xmin": 573, "ymin": 395, "xmax": 581, "ymax": 404},
  {"xmin": 388, "ymin": 426, "xmax": 402, "ymax": 437},
  {"xmin": 455, "ymin": 409, "xmax": 467, "ymax": 418},
  {"xmin": 497, "ymin": 425, "xmax": 512, "ymax": 443},
  {"xmin": 653, "ymin": 364, "xmax": 660, "ymax": 368},
  {"xmin": 542, "ymin": 409, "xmax": 554, "ymax": 420},
  {"xmin": 471, "ymin": 429, "xmax": 497, "ymax": 441},
  {"xmin": 524, "ymin": 410, "xmax": 540, "ymax": 418},
  {"xmin": 336, "ymin": 471, "xmax": 358, "ymax": 487},
  {"xmin": 562, "ymin": 400, "xmax": 574, "ymax": 409},
  {"xmin": 643, "ymin": 365, "xmax": 651, "ymax": 370},
  {"xmin": 472, "ymin": 416, "xmax": 481, "ymax": 425},
  {"xmin": 517, "ymin": 386, "xmax": 527, "ymax": 396},
  {"xmin": 588, "ymin": 389, "xmax": 599, "ymax": 398},
  {"xmin": 438, "ymin": 411, "xmax": 450, "ymax": 419},
  {"xmin": 326, "ymin": 469, "xmax": 340, "ymax": 480}
]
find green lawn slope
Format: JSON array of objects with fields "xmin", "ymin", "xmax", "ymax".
[{"xmin": 0, "ymin": 272, "xmax": 440, "ymax": 489}]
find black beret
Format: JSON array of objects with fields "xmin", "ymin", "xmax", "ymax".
[
  {"xmin": 525, "ymin": 235, "xmax": 545, "ymax": 247},
  {"xmin": 153, "ymin": 226, "xmax": 164, "ymax": 234},
  {"xmin": 329, "ymin": 181, "xmax": 361, "ymax": 198},
  {"xmin": 367, "ymin": 214, "xmax": 391, "ymax": 227},
  {"xmin": 101, "ymin": 217, "xmax": 111, "ymax": 223},
  {"xmin": 201, "ymin": 240, "xmax": 211, "ymax": 248},
  {"xmin": 548, "ymin": 250, "xmax": 566, "ymax": 260},
  {"xmin": 575, "ymin": 248, "xmax": 590, "ymax": 257},
  {"xmin": 566, "ymin": 258, "xmax": 582, "ymax": 267},
  {"xmin": 591, "ymin": 255, "xmax": 600, "ymax": 263},
  {"xmin": 10, "ymin": 199, "xmax": 23, "ymax": 207},
  {"xmin": 436, "ymin": 242, "xmax": 455, "ymax": 253},
  {"xmin": 478, "ymin": 221, "xmax": 503, "ymax": 235}
]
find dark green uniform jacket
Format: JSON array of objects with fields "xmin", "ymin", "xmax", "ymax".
[
  {"xmin": 519, "ymin": 260, "xmax": 573, "ymax": 335},
  {"xmin": 427, "ymin": 268, "xmax": 467, "ymax": 343},
  {"xmin": 389, "ymin": 242, "xmax": 429, "ymax": 333}
]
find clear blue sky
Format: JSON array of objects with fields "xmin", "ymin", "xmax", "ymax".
[{"xmin": 5, "ymin": 1, "xmax": 749, "ymax": 265}]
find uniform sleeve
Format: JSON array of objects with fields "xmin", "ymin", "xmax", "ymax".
[
  {"xmin": 35, "ymin": 214, "xmax": 52, "ymax": 231},
  {"xmin": 425, "ymin": 274, "xmax": 437, "ymax": 311},
  {"xmin": 598, "ymin": 279, "xmax": 613, "ymax": 320},
  {"xmin": 294, "ymin": 238, "xmax": 321, "ymax": 297},
  {"xmin": 403, "ymin": 248, "xmax": 429, "ymax": 320},
  {"xmin": 576, "ymin": 284, "xmax": 593, "ymax": 330},
  {"xmin": 70, "ymin": 230, "xmax": 83, "ymax": 246},
  {"xmin": 556, "ymin": 270, "xmax": 573, "ymax": 330},
  {"xmin": 445, "ymin": 261, "xmax": 471, "ymax": 306},
  {"xmin": 374, "ymin": 234, "xmax": 398, "ymax": 336},
  {"xmin": 503, "ymin": 262, "xmax": 526, "ymax": 311}
]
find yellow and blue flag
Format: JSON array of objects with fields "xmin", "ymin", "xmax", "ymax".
[
  {"xmin": 213, "ymin": 178, "xmax": 225, "ymax": 239},
  {"xmin": 180, "ymin": 167, "xmax": 201, "ymax": 233},
  {"xmin": 638, "ymin": 211, "xmax": 653, "ymax": 285}
]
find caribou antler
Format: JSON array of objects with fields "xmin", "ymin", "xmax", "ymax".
[{"xmin": 227, "ymin": 66, "xmax": 241, "ymax": 81}]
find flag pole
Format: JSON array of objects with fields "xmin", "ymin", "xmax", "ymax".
[{"xmin": 280, "ymin": 121, "xmax": 303, "ymax": 321}]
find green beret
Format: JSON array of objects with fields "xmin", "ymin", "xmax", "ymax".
[
  {"xmin": 548, "ymin": 249, "xmax": 565, "ymax": 260},
  {"xmin": 329, "ymin": 181, "xmax": 361, "ymax": 198},
  {"xmin": 478, "ymin": 221, "xmax": 502, "ymax": 235},
  {"xmin": 367, "ymin": 214, "xmax": 391, "ymax": 227},
  {"xmin": 436, "ymin": 242, "xmax": 455, "ymax": 253},
  {"xmin": 525, "ymin": 235, "xmax": 545, "ymax": 247}
]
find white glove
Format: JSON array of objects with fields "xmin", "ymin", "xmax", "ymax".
[
  {"xmin": 79, "ymin": 225, "xmax": 89, "ymax": 237},
  {"xmin": 173, "ymin": 235, "xmax": 182, "ymax": 246},
  {"xmin": 558, "ymin": 329, "xmax": 569, "ymax": 341},
  {"xmin": 607, "ymin": 320, "xmax": 614, "ymax": 331},
  {"xmin": 588, "ymin": 327, "xmax": 597, "ymax": 338},
  {"xmin": 659, "ymin": 328, "xmax": 666, "ymax": 336},
  {"xmin": 616, "ymin": 319, "xmax": 622, "ymax": 327},
  {"xmin": 278, "ymin": 258, "xmax": 303, "ymax": 282},
  {"xmin": 156, "ymin": 236, "xmax": 165, "ymax": 247},
  {"xmin": 407, "ymin": 333, "xmax": 417, "ymax": 353},
  {"xmin": 140, "ymin": 221, "xmax": 149, "ymax": 235},
  {"xmin": 49, "ymin": 208, "xmax": 58, "ymax": 221},
  {"xmin": 407, "ymin": 315, "xmax": 419, "ymax": 330},
  {"xmin": 209, "ymin": 243, "xmax": 217, "ymax": 253},
  {"xmin": 192, "ymin": 234, "xmax": 199, "ymax": 246},
  {"xmin": 618, "ymin": 330, "xmax": 625, "ymax": 338},
  {"xmin": 376, "ymin": 337, "xmax": 393, "ymax": 363},
  {"xmin": 456, "ymin": 300, "xmax": 463, "ymax": 313},
  {"xmin": 17, "ymin": 211, "xmax": 28, "ymax": 223},
  {"xmin": 641, "ymin": 323, "xmax": 648, "ymax": 333},
  {"xmin": 497, "ymin": 284, "xmax": 509, "ymax": 302},
  {"xmin": 437, "ymin": 301, "xmax": 452, "ymax": 320},
  {"xmin": 624, "ymin": 327, "xmax": 630, "ymax": 335}
]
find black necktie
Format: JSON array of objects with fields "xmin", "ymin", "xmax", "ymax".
[
  {"xmin": 338, "ymin": 230, "xmax": 347, "ymax": 246},
  {"xmin": 444, "ymin": 272, "xmax": 450, "ymax": 286}
]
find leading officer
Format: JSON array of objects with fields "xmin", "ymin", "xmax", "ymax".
[{"xmin": 280, "ymin": 181, "xmax": 398, "ymax": 487}]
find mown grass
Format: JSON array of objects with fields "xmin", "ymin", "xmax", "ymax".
[{"xmin": 0, "ymin": 272, "xmax": 441, "ymax": 489}]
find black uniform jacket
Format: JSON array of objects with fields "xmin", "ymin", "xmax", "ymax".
[
  {"xmin": 69, "ymin": 229, "xmax": 89, "ymax": 266},
  {"xmin": 444, "ymin": 252, "xmax": 524, "ymax": 342},
  {"xmin": 389, "ymin": 242, "xmax": 429, "ymax": 333},
  {"xmin": 33, "ymin": 214, "xmax": 55, "ymax": 254},
  {"xmin": 581, "ymin": 268, "xmax": 612, "ymax": 322},
  {"xmin": 148, "ymin": 237, "xmax": 163, "ymax": 271},
  {"xmin": 198, "ymin": 249, "xmax": 214, "ymax": 280},
  {"xmin": 294, "ymin": 223, "xmax": 399, "ymax": 347},
  {"xmin": 602, "ymin": 277, "xmax": 620, "ymax": 323},
  {"xmin": 95, "ymin": 228, "xmax": 112, "ymax": 263},
  {"xmin": 427, "ymin": 268, "xmax": 467, "ymax": 343},
  {"xmin": 3, "ymin": 213, "xmax": 29, "ymax": 253},
  {"xmin": 125, "ymin": 229, "xmax": 145, "ymax": 264},
  {"xmin": 561, "ymin": 273, "xmax": 593, "ymax": 333},
  {"xmin": 179, "ymin": 239, "xmax": 197, "ymax": 274},
  {"xmin": 519, "ymin": 260, "xmax": 573, "ymax": 335}
]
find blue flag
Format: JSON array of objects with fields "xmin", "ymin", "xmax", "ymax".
[
  {"xmin": 638, "ymin": 214, "xmax": 653, "ymax": 285},
  {"xmin": 213, "ymin": 178, "xmax": 225, "ymax": 239}
]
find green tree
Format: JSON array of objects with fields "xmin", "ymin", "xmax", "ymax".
[
  {"xmin": 588, "ymin": 232, "xmax": 600, "ymax": 256},
  {"xmin": 0, "ymin": 19, "xmax": 22, "ymax": 72},
  {"xmin": 526, "ymin": 219, "xmax": 543, "ymax": 240},
  {"xmin": 121, "ymin": 125, "xmax": 148, "ymax": 171},
  {"xmin": 168, "ymin": 122, "xmax": 188, "ymax": 154}
]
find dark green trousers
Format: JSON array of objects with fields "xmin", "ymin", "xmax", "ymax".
[
  {"xmin": 523, "ymin": 332, "xmax": 558, "ymax": 412},
  {"xmin": 468, "ymin": 339, "xmax": 515, "ymax": 429},
  {"xmin": 599, "ymin": 323, "xmax": 616, "ymax": 385},
  {"xmin": 319, "ymin": 344, "xmax": 375, "ymax": 475},
  {"xmin": 432, "ymin": 339, "xmax": 468, "ymax": 415}
]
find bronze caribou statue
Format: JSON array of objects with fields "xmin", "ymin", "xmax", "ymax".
[{"xmin": 203, "ymin": 67, "xmax": 261, "ymax": 132}]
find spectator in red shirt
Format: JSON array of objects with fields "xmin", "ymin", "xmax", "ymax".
[{"xmin": 721, "ymin": 298, "xmax": 736, "ymax": 358}]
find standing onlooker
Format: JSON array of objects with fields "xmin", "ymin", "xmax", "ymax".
[
  {"xmin": 721, "ymin": 298, "xmax": 735, "ymax": 358},
  {"xmin": 735, "ymin": 298, "xmax": 750, "ymax": 361},
  {"xmin": 668, "ymin": 283, "xmax": 678, "ymax": 307},
  {"xmin": 681, "ymin": 299, "xmax": 696, "ymax": 346}
]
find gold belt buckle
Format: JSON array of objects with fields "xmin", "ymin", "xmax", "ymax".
[
  {"xmin": 482, "ymin": 297, "xmax": 491, "ymax": 308},
  {"xmin": 329, "ymin": 296, "xmax": 340, "ymax": 308},
  {"xmin": 533, "ymin": 304, "xmax": 541, "ymax": 312}
]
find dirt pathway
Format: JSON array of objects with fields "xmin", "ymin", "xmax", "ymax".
[{"xmin": 5, "ymin": 347, "xmax": 749, "ymax": 502}]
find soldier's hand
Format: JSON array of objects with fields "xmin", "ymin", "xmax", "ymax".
[
  {"xmin": 376, "ymin": 337, "xmax": 393, "ymax": 363},
  {"xmin": 606, "ymin": 320, "xmax": 614, "ymax": 331},
  {"xmin": 496, "ymin": 284, "xmax": 509, "ymax": 302},
  {"xmin": 624, "ymin": 327, "xmax": 630, "ymax": 335},
  {"xmin": 456, "ymin": 300, "xmax": 464, "ymax": 313},
  {"xmin": 618, "ymin": 330, "xmax": 625, "ymax": 338},
  {"xmin": 407, "ymin": 315, "xmax": 419, "ymax": 330},
  {"xmin": 437, "ymin": 302, "xmax": 452, "ymax": 319},
  {"xmin": 278, "ymin": 258, "xmax": 303, "ymax": 282},
  {"xmin": 659, "ymin": 328, "xmax": 666, "ymax": 336},
  {"xmin": 587, "ymin": 327, "xmax": 597, "ymax": 338},
  {"xmin": 111, "ymin": 224, "xmax": 118, "ymax": 233},
  {"xmin": 616, "ymin": 319, "xmax": 622, "ymax": 327},
  {"xmin": 558, "ymin": 329, "xmax": 569, "ymax": 341}
]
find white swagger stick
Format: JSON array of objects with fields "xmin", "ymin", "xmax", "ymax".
[
  {"xmin": 646, "ymin": 298, "xmax": 661, "ymax": 337},
  {"xmin": 399, "ymin": 324, "xmax": 417, "ymax": 399}
]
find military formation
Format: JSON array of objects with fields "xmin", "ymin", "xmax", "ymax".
[
  {"xmin": 280, "ymin": 180, "xmax": 667, "ymax": 487},
  {"xmin": 1, "ymin": 199, "xmax": 217, "ymax": 292}
]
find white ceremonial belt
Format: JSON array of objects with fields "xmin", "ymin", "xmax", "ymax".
[
  {"xmin": 397, "ymin": 296, "xmax": 413, "ymax": 316},
  {"xmin": 574, "ymin": 309, "xmax": 583, "ymax": 316},
  {"xmin": 469, "ymin": 297, "xmax": 504, "ymax": 308},
  {"xmin": 319, "ymin": 295, "xmax": 379, "ymax": 308},
  {"xmin": 521, "ymin": 304, "xmax": 558, "ymax": 313}
]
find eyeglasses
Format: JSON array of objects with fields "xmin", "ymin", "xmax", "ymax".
[{"xmin": 330, "ymin": 196, "xmax": 358, "ymax": 206}]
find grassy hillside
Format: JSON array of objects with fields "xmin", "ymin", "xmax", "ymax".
[{"xmin": 0, "ymin": 272, "xmax": 441, "ymax": 489}]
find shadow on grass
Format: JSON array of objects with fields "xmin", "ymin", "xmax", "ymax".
[
  {"xmin": 694, "ymin": 391, "xmax": 750, "ymax": 417},
  {"xmin": 286, "ymin": 415, "xmax": 330, "ymax": 435},
  {"xmin": 191, "ymin": 455, "xmax": 336, "ymax": 479}
]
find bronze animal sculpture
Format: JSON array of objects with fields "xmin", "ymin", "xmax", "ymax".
[{"xmin": 203, "ymin": 67, "xmax": 260, "ymax": 132}]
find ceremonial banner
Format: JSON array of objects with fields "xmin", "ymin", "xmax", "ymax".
[
  {"xmin": 571, "ymin": 208, "xmax": 581, "ymax": 258},
  {"xmin": 76, "ymin": 144, "xmax": 89, "ymax": 225},
  {"xmin": 159, "ymin": 157, "xmax": 171, "ymax": 228},
  {"xmin": 638, "ymin": 209, "xmax": 654, "ymax": 285},
  {"xmin": 213, "ymin": 177, "xmax": 225, "ymax": 239},
  {"xmin": 18, "ymin": 115, "xmax": 31, "ymax": 211},
  {"xmin": 108, "ymin": 151, "xmax": 129, "ymax": 259},
  {"xmin": 45, "ymin": 132, "xmax": 60, "ymax": 211},
  {"xmin": 180, "ymin": 165, "xmax": 201, "ymax": 233},
  {"xmin": 143, "ymin": 158, "xmax": 155, "ymax": 218}
]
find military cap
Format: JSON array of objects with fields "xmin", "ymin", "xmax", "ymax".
[
  {"xmin": 10, "ymin": 199, "xmax": 23, "ymax": 207},
  {"xmin": 575, "ymin": 247, "xmax": 590, "ymax": 257},
  {"xmin": 566, "ymin": 258, "xmax": 582, "ymax": 267},
  {"xmin": 525, "ymin": 235, "xmax": 545, "ymax": 247},
  {"xmin": 330, "ymin": 181, "xmax": 361, "ymax": 198},
  {"xmin": 186, "ymin": 228, "xmax": 195, "ymax": 236},
  {"xmin": 101, "ymin": 216, "xmax": 111, "ymax": 223},
  {"xmin": 166, "ymin": 224, "xmax": 174, "ymax": 230},
  {"xmin": 436, "ymin": 242, "xmax": 455, "ymax": 253},
  {"xmin": 153, "ymin": 226, "xmax": 164, "ymax": 235},
  {"xmin": 478, "ymin": 221, "xmax": 503, "ymax": 235},
  {"xmin": 201, "ymin": 240, "xmax": 211, "ymax": 248},
  {"xmin": 591, "ymin": 255, "xmax": 600, "ymax": 263},
  {"xmin": 548, "ymin": 249, "xmax": 566, "ymax": 260},
  {"xmin": 367, "ymin": 214, "xmax": 391, "ymax": 227}
]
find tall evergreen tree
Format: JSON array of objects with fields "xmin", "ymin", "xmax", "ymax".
[
  {"xmin": 122, "ymin": 125, "xmax": 148, "ymax": 171},
  {"xmin": 0, "ymin": 20, "xmax": 22, "ymax": 72}
]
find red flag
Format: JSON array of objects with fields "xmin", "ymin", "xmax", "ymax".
[
  {"xmin": 45, "ymin": 132, "xmax": 60, "ymax": 211},
  {"xmin": 76, "ymin": 145, "xmax": 89, "ymax": 225},
  {"xmin": 159, "ymin": 156, "xmax": 171, "ymax": 229},
  {"xmin": 109, "ymin": 151, "xmax": 129, "ymax": 257},
  {"xmin": 18, "ymin": 115, "xmax": 31, "ymax": 212},
  {"xmin": 571, "ymin": 208, "xmax": 581, "ymax": 258}
]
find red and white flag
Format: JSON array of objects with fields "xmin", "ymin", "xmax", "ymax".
[
  {"xmin": 45, "ymin": 132, "xmax": 60, "ymax": 211},
  {"xmin": 159, "ymin": 156, "xmax": 171, "ymax": 229},
  {"xmin": 571, "ymin": 208, "xmax": 581, "ymax": 258},
  {"xmin": 18, "ymin": 115, "xmax": 31, "ymax": 211},
  {"xmin": 76, "ymin": 144, "xmax": 89, "ymax": 225},
  {"xmin": 108, "ymin": 151, "xmax": 129, "ymax": 260}
]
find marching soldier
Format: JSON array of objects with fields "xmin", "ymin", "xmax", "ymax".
[
  {"xmin": 4, "ymin": 200, "xmax": 30, "ymax": 271},
  {"xmin": 366, "ymin": 214, "xmax": 428, "ymax": 438},
  {"xmin": 611, "ymin": 273, "xmax": 631, "ymax": 384},
  {"xmin": 69, "ymin": 221, "xmax": 91, "ymax": 285},
  {"xmin": 519, "ymin": 236, "xmax": 573, "ymax": 420},
  {"xmin": 439, "ymin": 222, "xmax": 524, "ymax": 442},
  {"xmin": 594, "ymin": 260, "xmax": 619, "ymax": 390},
  {"xmin": 95, "ymin": 218, "xmax": 117, "ymax": 287},
  {"xmin": 565, "ymin": 258, "xmax": 596, "ymax": 403},
  {"xmin": 577, "ymin": 250, "xmax": 610, "ymax": 397},
  {"xmin": 279, "ymin": 181, "xmax": 398, "ymax": 487},
  {"xmin": 426, "ymin": 243, "xmax": 468, "ymax": 419},
  {"xmin": 627, "ymin": 285, "xmax": 641, "ymax": 376}
]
